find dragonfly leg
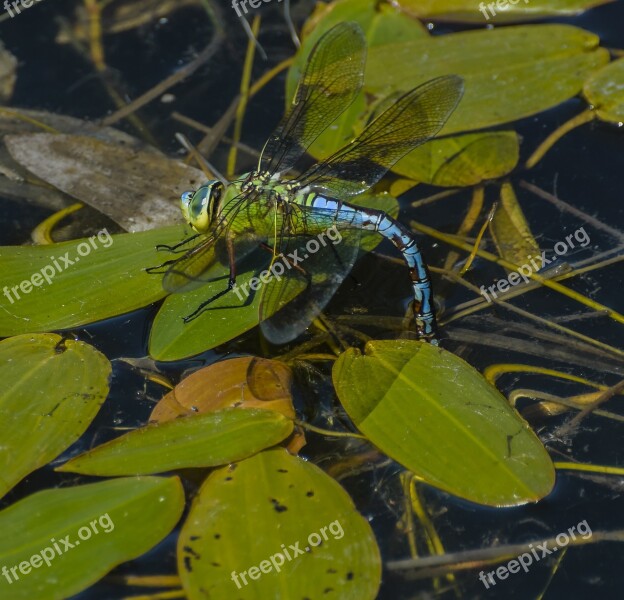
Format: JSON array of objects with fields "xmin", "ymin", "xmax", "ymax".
[
  {"xmin": 183, "ymin": 236, "xmax": 237, "ymax": 322},
  {"xmin": 156, "ymin": 233, "xmax": 201, "ymax": 253},
  {"xmin": 358, "ymin": 209, "xmax": 438, "ymax": 343}
]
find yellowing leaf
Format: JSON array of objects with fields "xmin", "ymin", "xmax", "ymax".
[{"xmin": 490, "ymin": 181, "xmax": 540, "ymax": 265}]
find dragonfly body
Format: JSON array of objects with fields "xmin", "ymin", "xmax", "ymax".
[{"xmin": 154, "ymin": 22, "xmax": 464, "ymax": 344}]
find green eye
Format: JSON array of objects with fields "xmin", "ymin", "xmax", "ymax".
[{"xmin": 180, "ymin": 182, "xmax": 223, "ymax": 233}]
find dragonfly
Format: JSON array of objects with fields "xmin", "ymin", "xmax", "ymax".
[{"xmin": 150, "ymin": 22, "xmax": 464, "ymax": 345}]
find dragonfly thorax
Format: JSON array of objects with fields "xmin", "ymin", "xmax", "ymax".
[{"xmin": 180, "ymin": 180, "xmax": 224, "ymax": 233}]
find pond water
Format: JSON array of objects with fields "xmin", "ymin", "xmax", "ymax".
[{"xmin": 0, "ymin": 1, "xmax": 623, "ymax": 599}]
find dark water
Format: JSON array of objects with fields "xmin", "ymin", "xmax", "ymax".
[{"xmin": 0, "ymin": 1, "xmax": 623, "ymax": 599}]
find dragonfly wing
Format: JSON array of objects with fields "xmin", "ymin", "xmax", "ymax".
[
  {"xmin": 259, "ymin": 22, "xmax": 366, "ymax": 176},
  {"xmin": 258, "ymin": 206, "xmax": 362, "ymax": 344},
  {"xmin": 294, "ymin": 75, "xmax": 464, "ymax": 198},
  {"xmin": 162, "ymin": 233, "xmax": 262, "ymax": 294}
]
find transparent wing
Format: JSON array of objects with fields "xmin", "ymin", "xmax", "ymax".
[
  {"xmin": 259, "ymin": 22, "xmax": 366, "ymax": 176},
  {"xmin": 293, "ymin": 75, "xmax": 464, "ymax": 198},
  {"xmin": 258, "ymin": 205, "xmax": 364, "ymax": 344},
  {"xmin": 160, "ymin": 190, "xmax": 263, "ymax": 293}
]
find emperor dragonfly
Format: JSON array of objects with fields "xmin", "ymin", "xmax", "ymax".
[{"xmin": 152, "ymin": 22, "xmax": 463, "ymax": 345}]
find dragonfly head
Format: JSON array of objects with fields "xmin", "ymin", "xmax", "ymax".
[{"xmin": 180, "ymin": 181, "xmax": 224, "ymax": 233}]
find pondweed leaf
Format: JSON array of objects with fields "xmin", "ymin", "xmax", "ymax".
[
  {"xmin": 0, "ymin": 476, "xmax": 184, "ymax": 600},
  {"xmin": 583, "ymin": 56, "xmax": 624, "ymax": 122},
  {"xmin": 178, "ymin": 448, "xmax": 381, "ymax": 600},
  {"xmin": 394, "ymin": 0, "xmax": 615, "ymax": 24},
  {"xmin": 365, "ymin": 24, "xmax": 608, "ymax": 136},
  {"xmin": 0, "ymin": 333, "xmax": 110, "ymax": 499},
  {"xmin": 57, "ymin": 408, "xmax": 293, "ymax": 476},
  {"xmin": 0, "ymin": 225, "xmax": 186, "ymax": 336},
  {"xmin": 333, "ymin": 340, "xmax": 555, "ymax": 506},
  {"xmin": 393, "ymin": 131, "xmax": 519, "ymax": 186},
  {"xmin": 151, "ymin": 356, "xmax": 305, "ymax": 454},
  {"xmin": 490, "ymin": 181, "xmax": 540, "ymax": 265}
]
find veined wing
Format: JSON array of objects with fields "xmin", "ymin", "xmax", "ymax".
[
  {"xmin": 161, "ymin": 190, "xmax": 264, "ymax": 293},
  {"xmin": 293, "ymin": 75, "xmax": 464, "ymax": 198},
  {"xmin": 258, "ymin": 205, "xmax": 364, "ymax": 344},
  {"xmin": 259, "ymin": 22, "xmax": 366, "ymax": 176}
]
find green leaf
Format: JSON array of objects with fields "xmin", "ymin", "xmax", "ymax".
[
  {"xmin": 365, "ymin": 25, "xmax": 609, "ymax": 136},
  {"xmin": 393, "ymin": 131, "xmax": 520, "ymax": 186},
  {"xmin": 0, "ymin": 333, "xmax": 110, "ymax": 499},
  {"xmin": 0, "ymin": 225, "xmax": 186, "ymax": 336},
  {"xmin": 0, "ymin": 476, "xmax": 184, "ymax": 600},
  {"xmin": 57, "ymin": 408, "xmax": 293, "ymax": 476},
  {"xmin": 178, "ymin": 448, "xmax": 381, "ymax": 600},
  {"xmin": 583, "ymin": 56, "xmax": 624, "ymax": 123},
  {"xmin": 333, "ymin": 340, "xmax": 555, "ymax": 506},
  {"xmin": 490, "ymin": 181, "xmax": 540, "ymax": 265},
  {"xmin": 395, "ymin": 0, "xmax": 615, "ymax": 24}
]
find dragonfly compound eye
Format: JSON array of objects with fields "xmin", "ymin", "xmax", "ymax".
[{"xmin": 180, "ymin": 181, "xmax": 223, "ymax": 233}]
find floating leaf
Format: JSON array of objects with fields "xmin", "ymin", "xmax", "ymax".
[
  {"xmin": 393, "ymin": 131, "xmax": 519, "ymax": 186},
  {"xmin": 5, "ymin": 133, "xmax": 204, "ymax": 232},
  {"xmin": 583, "ymin": 56, "xmax": 624, "ymax": 123},
  {"xmin": 0, "ymin": 333, "xmax": 110, "ymax": 498},
  {"xmin": 178, "ymin": 448, "xmax": 381, "ymax": 600},
  {"xmin": 0, "ymin": 225, "xmax": 186, "ymax": 336},
  {"xmin": 366, "ymin": 25, "xmax": 608, "ymax": 137},
  {"xmin": 394, "ymin": 0, "xmax": 615, "ymax": 24},
  {"xmin": 490, "ymin": 181, "xmax": 540, "ymax": 265},
  {"xmin": 333, "ymin": 340, "xmax": 555, "ymax": 506},
  {"xmin": 0, "ymin": 476, "xmax": 184, "ymax": 600},
  {"xmin": 58, "ymin": 408, "xmax": 293, "ymax": 476},
  {"xmin": 148, "ymin": 194, "xmax": 398, "ymax": 361},
  {"xmin": 151, "ymin": 356, "xmax": 305, "ymax": 454}
]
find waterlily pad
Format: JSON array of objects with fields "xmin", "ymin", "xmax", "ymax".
[
  {"xmin": 395, "ymin": 0, "xmax": 615, "ymax": 24},
  {"xmin": 57, "ymin": 408, "xmax": 293, "ymax": 476},
  {"xmin": 393, "ymin": 131, "xmax": 519, "ymax": 186},
  {"xmin": 583, "ymin": 56, "xmax": 624, "ymax": 123},
  {"xmin": 0, "ymin": 225, "xmax": 186, "ymax": 336},
  {"xmin": 178, "ymin": 448, "xmax": 381, "ymax": 600},
  {"xmin": 0, "ymin": 476, "xmax": 184, "ymax": 600},
  {"xmin": 151, "ymin": 356, "xmax": 305, "ymax": 453},
  {"xmin": 0, "ymin": 333, "xmax": 110, "ymax": 499},
  {"xmin": 333, "ymin": 340, "xmax": 555, "ymax": 506},
  {"xmin": 490, "ymin": 181, "xmax": 540, "ymax": 265},
  {"xmin": 5, "ymin": 133, "xmax": 204, "ymax": 232}
]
